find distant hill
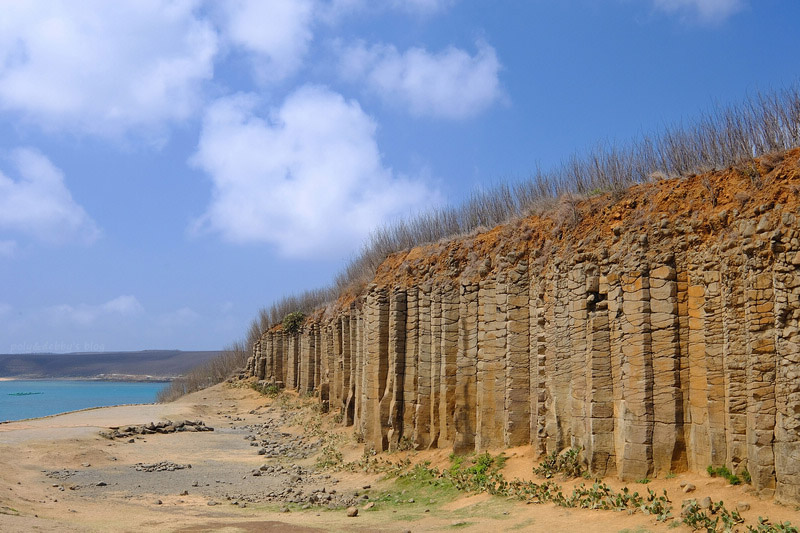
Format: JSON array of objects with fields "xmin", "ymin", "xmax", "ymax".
[{"xmin": 0, "ymin": 350, "xmax": 223, "ymax": 380}]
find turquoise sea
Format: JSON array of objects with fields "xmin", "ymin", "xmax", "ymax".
[{"xmin": 0, "ymin": 380, "xmax": 168, "ymax": 422}]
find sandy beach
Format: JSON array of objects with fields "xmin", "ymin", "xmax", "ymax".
[{"xmin": 1, "ymin": 381, "xmax": 798, "ymax": 533}]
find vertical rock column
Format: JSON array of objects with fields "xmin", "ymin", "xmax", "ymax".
[
  {"xmin": 568, "ymin": 263, "xmax": 588, "ymax": 451},
  {"xmin": 721, "ymin": 251, "xmax": 748, "ymax": 474},
  {"xmin": 430, "ymin": 288, "xmax": 443, "ymax": 447},
  {"xmin": 649, "ymin": 260, "xmax": 685, "ymax": 475},
  {"xmin": 439, "ymin": 285, "xmax": 459, "ymax": 448},
  {"xmin": 341, "ymin": 314, "xmax": 354, "ymax": 425},
  {"xmin": 387, "ymin": 289, "xmax": 407, "ymax": 450},
  {"xmin": 274, "ymin": 332, "xmax": 284, "ymax": 387},
  {"xmin": 364, "ymin": 288, "xmax": 390, "ymax": 450},
  {"xmin": 505, "ymin": 261, "xmax": 531, "ymax": 447},
  {"xmin": 403, "ymin": 288, "xmax": 419, "ymax": 444},
  {"xmin": 703, "ymin": 255, "xmax": 728, "ymax": 468},
  {"xmin": 774, "ymin": 213, "xmax": 800, "ymax": 502},
  {"xmin": 454, "ymin": 282, "xmax": 478, "ymax": 454},
  {"xmin": 544, "ymin": 265, "xmax": 568, "ymax": 454},
  {"xmin": 414, "ymin": 287, "xmax": 432, "ymax": 448},
  {"xmin": 476, "ymin": 278, "xmax": 505, "ymax": 450},
  {"xmin": 585, "ymin": 265, "xmax": 615, "ymax": 475},
  {"xmin": 618, "ymin": 267, "xmax": 654, "ymax": 481},
  {"xmin": 529, "ymin": 270, "xmax": 548, "ymax": 456},
  {"xmin": 687, "ymin": 255, "xmax": 711, "ymax": 471},
  {"xmin": 745, "ymin": 239, "xmax": 777, "ymax": 495}
]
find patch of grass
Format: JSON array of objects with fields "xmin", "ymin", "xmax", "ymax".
[
  {"xmin": 707, "ymin": 465, "xmax": 742, "ymax": 485},
  {"xmin": 665, "ymin": 472, "xmax": 677, "ymax": 479},
  {"xmin": 449, "ymin": 522, "xmax": 474, "ymax": 529},
  {"xmin": 637, "ymin": 478, "xmax": 652, "ymax": 484}
]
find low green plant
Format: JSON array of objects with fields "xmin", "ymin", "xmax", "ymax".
[
  {"xmin": 741, "ymin": 469, "xmax": 752, "ymax": 484},
  {"xmin": 637, "ymin": 478, "xmax": 651, "ymax": 484},
  {"xmin": 707, "ymin": 465, "xmax": 742, "ymax": 485},
  {"xmin": 747, "ymin": 517, "xmax": 799, "ymax": 533},
  {"xmin": 681, "ymin": 499, "xmax": 744, "ymax": 532},
  {"xmin": 282, "ymin": 311, "xmax": 306, "ymax": 334},
  {"xmin": 533, "ymin": 447, "xmax": 583, "ymax": 479},
  {"xmin": 251, "ymin": 381, "xmax": 280, "ymax": 397}
]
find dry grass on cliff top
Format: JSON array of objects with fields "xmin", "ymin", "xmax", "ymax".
[
  {"xmin": 253, "ymin": 86, "xmax": 800, "ymax": 334},
  {"xmin": 171, "ymin": 86, "xmax": 800, "ymax": 397}
]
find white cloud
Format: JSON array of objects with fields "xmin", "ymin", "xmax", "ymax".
[
  {"xmin": 0, "ymin": 148, "xmax": 100, "ymax": 245},
  {"xmin": 324, "ymin": 0, "xmax": 457, "ymax": 19},
  {"xmin": 192, "ymin": 86, "xmax": 437, "ymax": 257},
  {"xmin": 0, "ymin": 0, "xmax": 217, "ymax": 137},
  {"xmin": 216, "ymin": 0, "xmax": 314, "ymax": 83},
  {"xmin": 46, "ymin": 295, "xmax": 143, "ymax": 327},
  {"xmin": 652, "ymin": 0, "xmax": 744, "ymax": 22},
  {"xmin": 339, "ymin": 40, "xmax": 502, "ymax": 119}
]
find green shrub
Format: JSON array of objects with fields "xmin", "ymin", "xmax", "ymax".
[
  {"xmin": 534, "ymin": 447, "xmax": 583, "ymax": 479},
  {"xmin": 282, "ymin": 311, "xmax": 306, "ymax": 334},
  {"xmin": 707, "ymin": 465, "xmax": 742, "ymax": 485}
]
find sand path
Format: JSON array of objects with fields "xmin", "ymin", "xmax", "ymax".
[{"xmin": 1, "ymin": 382, "xmax": 798, "ymax": 532}]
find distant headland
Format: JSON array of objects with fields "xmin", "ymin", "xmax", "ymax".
[{"xmin": 0, "ymin": 350, "xmax": 222, "ymax": 381}]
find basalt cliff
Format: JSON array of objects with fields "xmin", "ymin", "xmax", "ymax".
[{"xmin": 247, "ymin": 149, "xmax": 800, "ymax": 502}]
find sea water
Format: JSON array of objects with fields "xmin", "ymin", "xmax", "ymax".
[{"xmin": 0, "ymin": 380, "xmax": 168, "ymax": 422}]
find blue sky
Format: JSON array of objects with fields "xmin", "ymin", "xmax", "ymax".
[{"xmin": 0, "ymin": 0, "xmax": 798, "ymax": 353}]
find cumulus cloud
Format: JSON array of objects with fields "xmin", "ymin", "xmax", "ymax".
[
  {"xmin": 192, "ymin": 86, "xmax": 437, "ymax": 257},
  {"xmin": 339, "ymin": 40, "xmax": 502, "ymax": 119},
  {"xmin": 216, "ymin": 0, "xmax": 314, "ymax": 83},
  {"xmin": 46, "ymin": 295, "xmax": 143, "ymax": 327},
  {"xmin": 0, "ymin": 148, "xmax": 100, "ymax": 245},
  {"xmin": 651, "ymin": 0, "xmax": 744, "ymax": 22},
  {"xmin": 0, "ymin": 0, "xmax": 217, "ymax": 136}
]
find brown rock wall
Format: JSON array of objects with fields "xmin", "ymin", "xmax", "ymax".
[{"xmin": 245, "ymin": 152, "xmax": 800, "ymax": 502}]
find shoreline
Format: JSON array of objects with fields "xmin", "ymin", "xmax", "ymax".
[
  {"xmin": 0, "ymin": 376, "xmax": 174, "ymax": 383},
  {"xmin": 0, "ymin": 402, "xmax": 159, "ymax": 425}
]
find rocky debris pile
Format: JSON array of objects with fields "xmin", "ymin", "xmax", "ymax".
[
  {"xmin": 238, "ymin": 420, "xmax": 322, "ymax": 459},
  {"xmin": 44, "ymin": 469, "xmax": 77, "ymax": 481},
  {"xmin": 134, "ymin": 461, "xmax": 191, "ymax": 472},
  {"xmin": 100, "ymin": 420, "xmax": 213, "ymax": 439}
]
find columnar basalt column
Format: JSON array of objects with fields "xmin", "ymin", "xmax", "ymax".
[
  {"xmin": 649, "ymin": 258, "xmax": 685, "ymax": 475},
  {"xmin": 403, "ymin": 287, "xmax": 419, "ymax": 444},
  {"xmin": 529, "ymin": 269, "xmax": 548, "ymax": 456},
  {"xmin": 414, "ymin": 287, "xmax": 433, "ymax": 448},
  {"xmin": 568, "ymin": 262, "xmax": 588, "ymax": 451},
  {"xmin": 721, "ymin": 250, "xmax": 748, "ymax": 475},
  {"xmin": 386, "ymin": 288, "xmax": 407, "ymax": 450},
  {"xmin": 774, "ymin": 213, "xmax": 800, "ymax": 502},
  {"xmin": 505, "ymin": 260, "xmax": 530, "ymax": 447},
  {"xmin": 745, "ymin": 230, "xmax": 777, "ymax": 495},
  {"xmin": 618, "ymin": 266, "xmax": 654, "ymax": 481},
  {"xmin": 702, "ymin": 255, "xmax": 728, "ymax": 468},
  {"xmin": 342, "ymin": 313, "xmax": 354, "ymax": 425},
  {"xmin": 454, "ymin": 281, "xmax": 478, "ymax": 454},
  {"xmin": 544, "ymin": 263, "xmax": 569, "ymax": 454},
  {"xmin": 439, "ymin": 284, "xmax": 459, "ymax": 448},
  {"xmin": 476, "ymin": 278, "xmax": 505, "ymax": 450},
  {"xmin": 430, "ymin": 287, "xmax": 443, "ymax": 447},
  {"xmin": 687, "ymin": 254, "xmax": 711, "ymax": 472},
  {"xmin": 585, "ymin": 264, "xmax": 615, "ymax": 476},
  {"xmin": 365, "ymin": 288, "xmax": 390, "ymax": 450}
]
